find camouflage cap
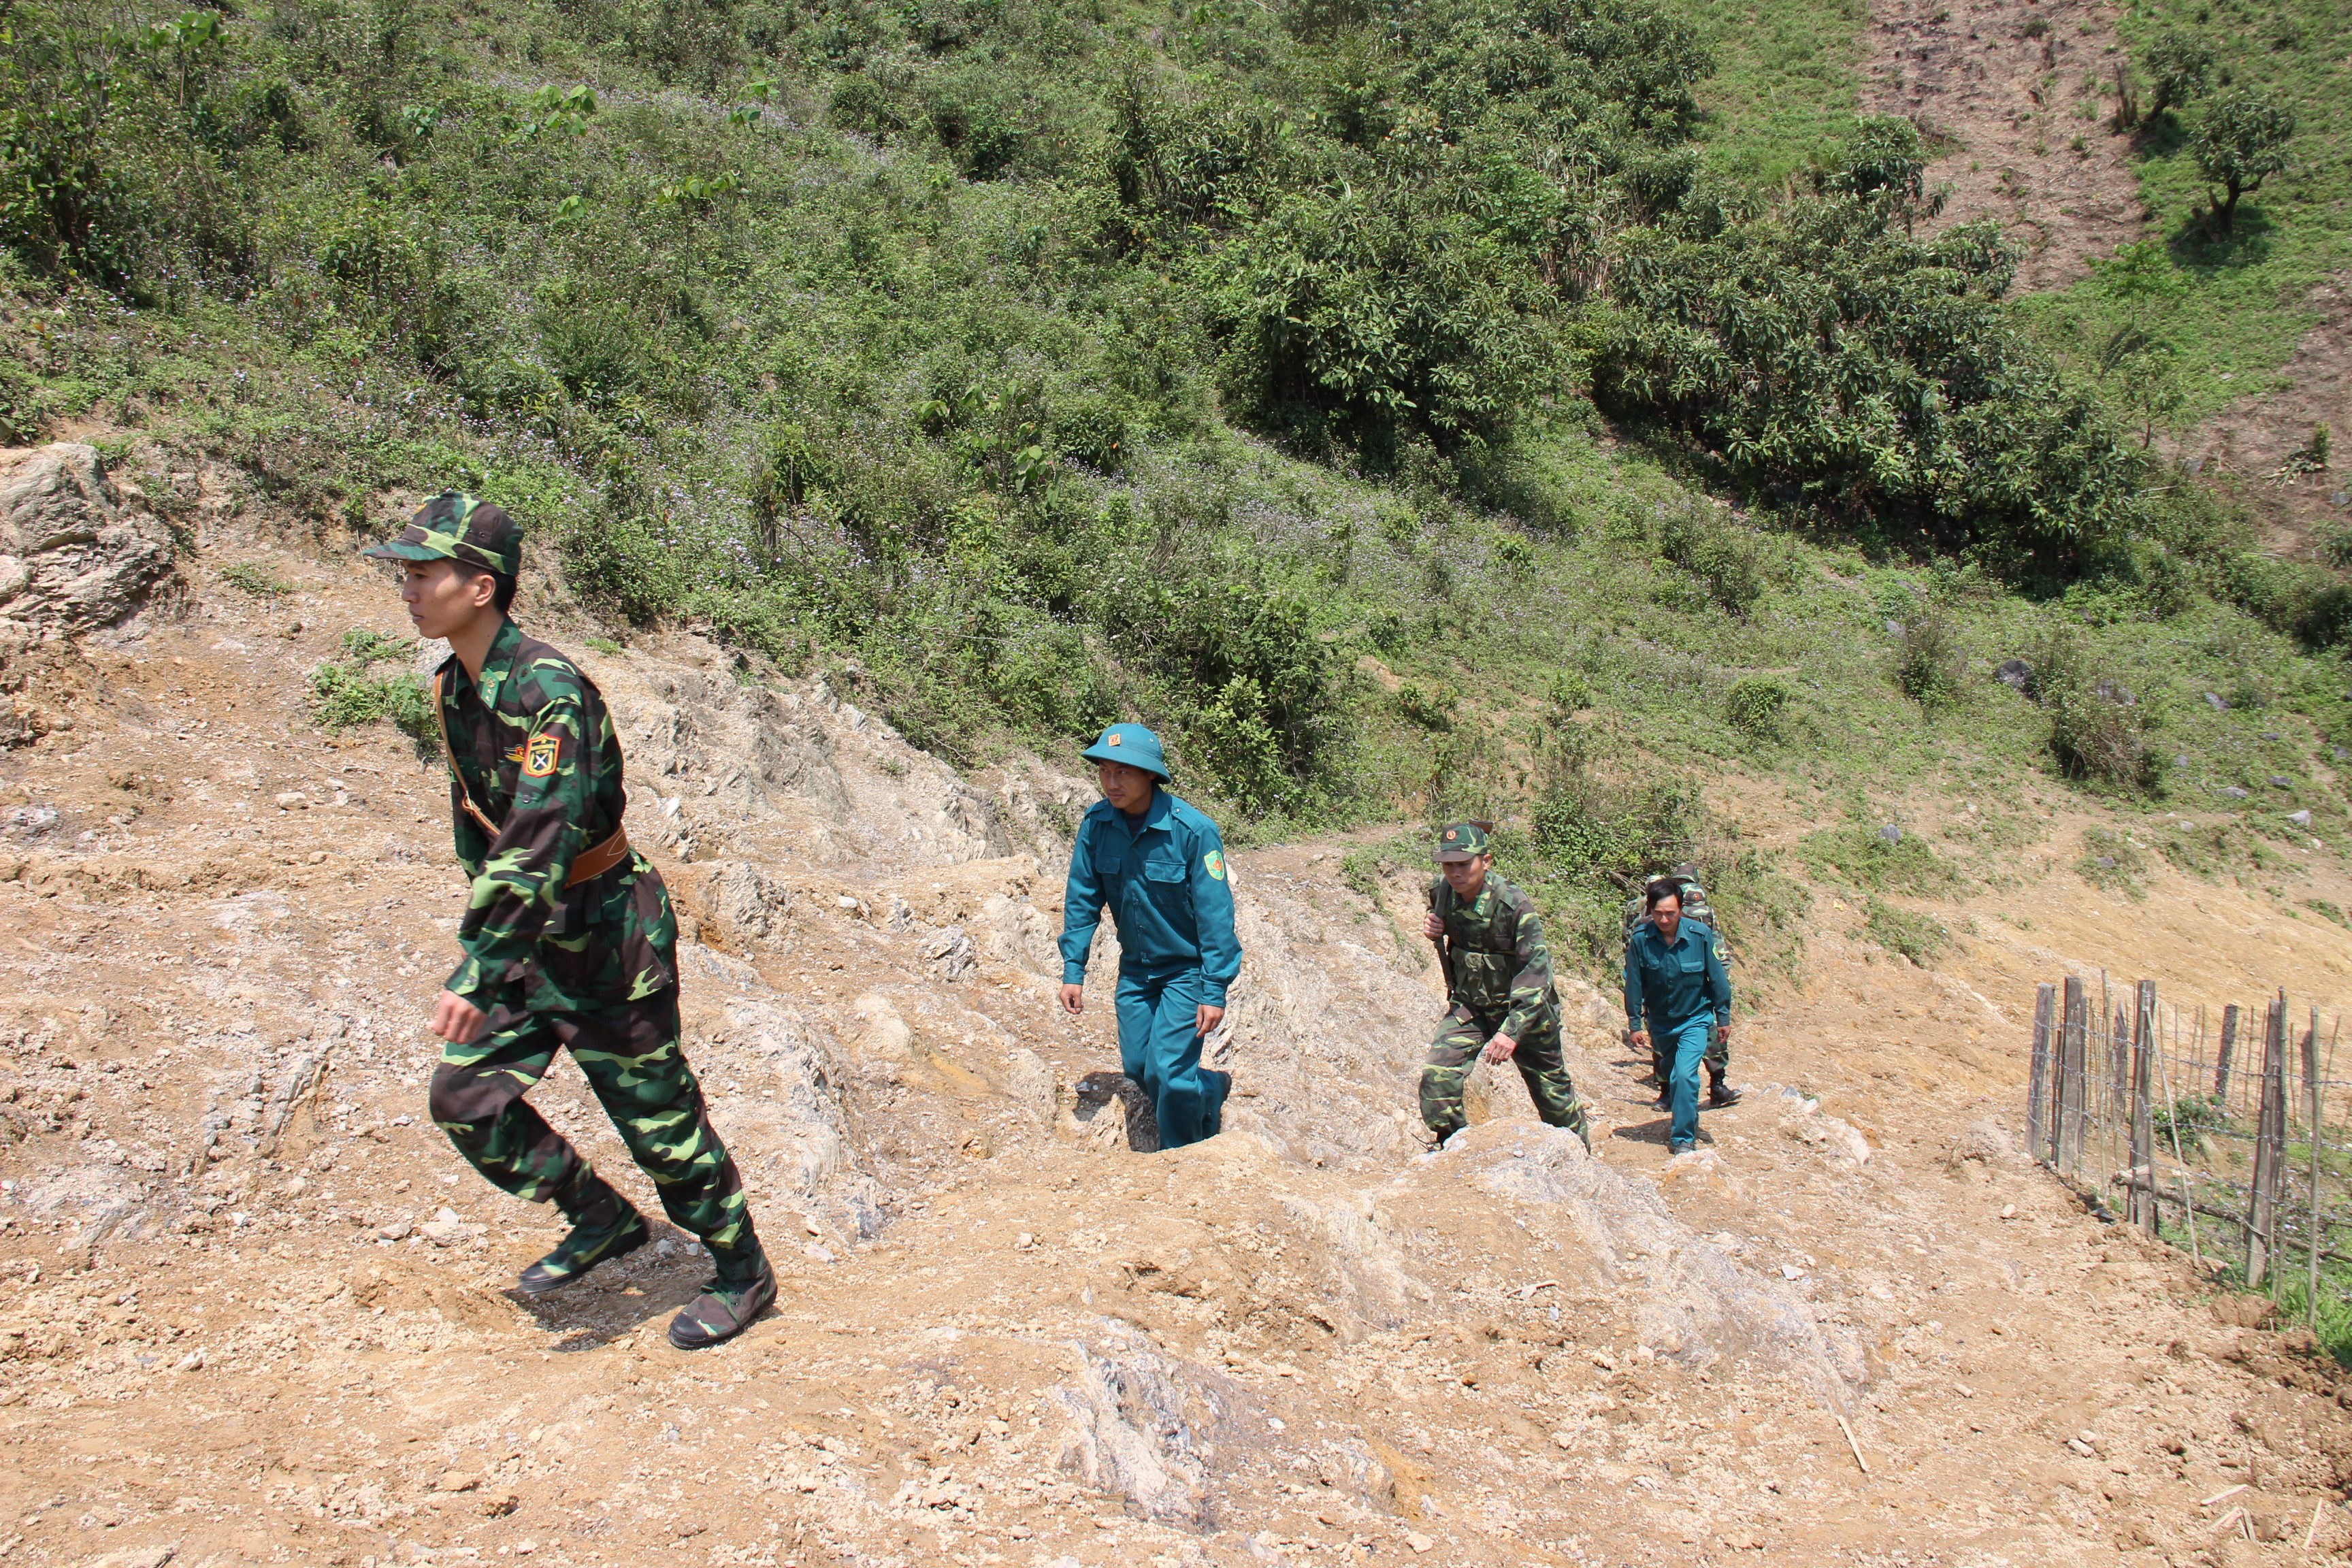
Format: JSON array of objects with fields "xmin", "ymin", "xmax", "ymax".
[
  {"xmin": 360, "ymin": 493, "xmax": 522, "ymax": 578},
  {"xmin": 1433, "ymin": 820, "xmax": 1495, "ymax": 863}
]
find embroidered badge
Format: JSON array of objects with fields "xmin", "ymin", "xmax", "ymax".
[
  {"xmin": 523, "ymin": 734, "xmax": 560, "ymax": 779},
  {"xmin": 1108, "ymin": 733, "xmax": 1122, "ymax": 746},
  {"xmin": 1443, "ymin": 829, "xmax": 1457, "ymax": 840},
  {"xmin": 1204, "ymin": 850, "xmax": 1226, "ymax": 881},
  {"xmin": 504, "ymin": 742, "xmax": 527, "ymax": 764}
]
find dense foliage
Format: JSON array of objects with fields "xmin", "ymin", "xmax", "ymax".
[{"xmin": 1, "ymin": 0, "xmax": 2345, "ymax": 860}]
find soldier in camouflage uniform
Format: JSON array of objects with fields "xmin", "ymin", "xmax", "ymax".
[
  {"xmin": 1416, "ymin": 821, "xmax": 1590, "ymax": 1149},
  {"xmin": 365, "ymin": 494, "xmax": 773, "ymax": 1350},
  {"xmin": 1620, "ymin": 867, "xmax": 1740, "ymax": 1109}
]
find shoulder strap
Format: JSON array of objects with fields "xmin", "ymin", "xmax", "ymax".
[{"xmin": 432, "ymin": 669, "xmax": 504, "ymax": 838}]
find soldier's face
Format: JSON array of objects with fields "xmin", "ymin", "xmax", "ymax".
[
  {"xmin": 1652, "ymin": 894, "xmax": 1682, "ymax": 943},
  {"xmin": 1443, "ymin": 853, "xmax": 1490, "ymax": 898},
  {"xmin": 400, "ymin": 559, "xmax": 497, "ymax": 639},
  {"xmin": 1097, "ymin": 760, "xmax": 1156, "ymax": 815}
]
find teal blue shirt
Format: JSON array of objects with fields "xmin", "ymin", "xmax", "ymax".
[
  {"xmin": 1059, "ymin": 789, "xmax": 1242, "ymax": 1006},
  {"xmin": 1623, "ymin": 919, "xmax": 1731, "ymax": 1033}
]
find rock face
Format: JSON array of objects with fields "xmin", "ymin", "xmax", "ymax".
[{"xmin": 0, "ymin": 444, "xmax": 180, "ymax": 649}]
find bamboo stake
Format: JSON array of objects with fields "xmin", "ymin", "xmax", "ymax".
[
  {"xmin": 2305, "ymin": 1008, "xmax": 2323, "ymax": 1330},
  {"xmin": 2153, "ymin": 1017, "xmax": 2203, "ymax": 1271},
  {"xmin": 2027, "ymin": 984, "xmax": 2055, "ymax": 1162}
]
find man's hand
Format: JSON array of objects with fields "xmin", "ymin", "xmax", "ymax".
[
  {"xmin": 1482, "ymin": 1031, "xmax": 1518, "ymax": 1064},
  {"xmin": 1196, "ymin": 1003, "xmax": 1226, "ymax": 1038},
  {"xmin": 1060, "ymin": 983, "xmax": 1084, "ymax": 1016},
  {"xmin": 431, "ymin": 989, "xmax": 488, "ymax": 1046},
  {"xmin": 1422, "ymin": 910, "xmax": 1444, "ymax": 942},
  {"xmin": 1716, "ymin": 1024, "xmax": 1731, "ymax": 1045},
  {"xmin": 1627, "ymin": 1028, "xmax": 1648, "ymax": 1053}
]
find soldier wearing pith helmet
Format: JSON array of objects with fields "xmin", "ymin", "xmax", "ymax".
[
  {"xmin": 1418, "ymin": 821, "xmax": 1590, "ymax": 1150},
  {"xmin": 1057, "ymin": 723, "xmax": 1242, "ymax": 1150},
  {"xmin": 363, "ymin": 492, "xmax": 774, "ymax": 1349}
]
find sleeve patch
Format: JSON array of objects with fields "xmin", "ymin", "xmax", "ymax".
[
  {"xmin": 523, "ymin": 734, "xmax": 561, "ymax": 779},
  {"xmin": 1203, "ymin": 850, "xmax": 1226, "ymax": 881}
]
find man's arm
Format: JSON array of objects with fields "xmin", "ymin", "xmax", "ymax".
[
  {"xmin": 442, "ymin": 691, "xmax": 593, "ymax": 1009},
  {"xmin": 1188, "ymin": 819, "xmax": 1240, "ymax": 1009},
  {"xmin": 1497, "ymin": 900, "xmax": 1553, "ymax": 1047},
  {"xmin": 1622, "ymin": 929, "xmax": 1647, "ymax": 1041},
  {"xmin": 1057, "ymin": 816, "xmax": 1104, "ymax": 1013}
]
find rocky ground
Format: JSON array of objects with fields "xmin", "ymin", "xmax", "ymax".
[{"xmin": 2, "ymin": 440, "xmax": 2350, "ymax": 1568}]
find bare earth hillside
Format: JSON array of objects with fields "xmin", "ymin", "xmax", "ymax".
[{"xmin": 2, "ymin": 444, "xmax": 2349, "ymax": 1568}]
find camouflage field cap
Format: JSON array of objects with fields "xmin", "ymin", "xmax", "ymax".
[
  {"xmin": 361, "ymin": 492, "xmax": 522, "ymax": 578},
  {"xmin": 1081, "ymin": 723, "xmax": 1169, "ymax": 781},
  {"xmin": 1433, "ymin": 820, "xmax": 1495, "ymax": 862}
]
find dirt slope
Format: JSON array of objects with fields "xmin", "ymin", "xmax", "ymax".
[{"xmin": 1, "ymin": 444, "xmax": 2349, "ymax": 1568}]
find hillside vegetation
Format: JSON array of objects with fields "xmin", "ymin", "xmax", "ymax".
[{"xmin": 3, "ymin": 0, "xmax": 2348, "ymax": 972}]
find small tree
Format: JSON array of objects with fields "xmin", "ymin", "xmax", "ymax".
[
  {"xmin": 2191, "ymin": 91, "xmax": 2295, "ymax": 233},
  {"xmin": 2141, "ymin": 34, "xmax": 2213, "ymax": 117}
]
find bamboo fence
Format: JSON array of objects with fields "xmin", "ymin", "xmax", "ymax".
[{"xmin": 2025, "ymin": 975, "xmax": 2349, "ymax": 1322}]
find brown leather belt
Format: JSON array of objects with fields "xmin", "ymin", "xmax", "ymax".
[{"xmin": 566, "ymin": 826, "xmax": 632, "ymax": 886}]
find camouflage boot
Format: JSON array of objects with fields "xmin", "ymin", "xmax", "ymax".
[
  {"xmin": 668, "ymin": 1237, "xmax": 777, "ymax": 1350},
  {"xmin": 518, "ymin": 1172, "xmax": 649, "ymax": 1296}
]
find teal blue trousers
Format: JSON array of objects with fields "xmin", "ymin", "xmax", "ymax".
[{"xmin": 1114, "ymin": 968, "xmax": 1228, "ymax": 1149}]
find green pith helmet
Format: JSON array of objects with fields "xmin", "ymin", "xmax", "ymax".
[{"xmin": 1081, "ymin": 723, "xmax": 1170, "ymax": 782}]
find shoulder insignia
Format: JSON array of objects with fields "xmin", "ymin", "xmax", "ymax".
[
  {"xmin": 523, "ymin": 734, "xmax": 560, "ymax": 779},
  {"xmin": 1204, "ymin": 850, "xmax": 1226, "ymax": 881}
]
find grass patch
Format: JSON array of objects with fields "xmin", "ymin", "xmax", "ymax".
[
  {"xmin": 1860, "ymin": 898, "xmax": 1950, "ymax": 966},
  {"xmin": 1799, "ymin": 819, "xmax": 1968, "ymax": 897},
  {"xmin": 2077, "ymin": 826, "xmax": 2151, "ymax": 897},
  {"xmin": 310, "ymin": 628, "xmax": 434, "ymax": 753},
  {"xmin": 218, "ymin": 562, "xmax": 292, "ymax": 598}
]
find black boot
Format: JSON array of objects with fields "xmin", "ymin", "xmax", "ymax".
[
  {"xmin": 518, "ymin": 1173, "xmax": 649, "ymax": 1296},
  {"xmin": 668, "ymin": 1236, "xmax": 777, "ymax": 1350},
  {"xmin": 1707, "ymin": 1075, "xmax": 1743, "ymax": 1108}
]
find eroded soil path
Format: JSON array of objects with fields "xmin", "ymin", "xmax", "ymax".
[{"xmin": 1, "ymin": 480, "xmax": 2349, "ymax": 1568}]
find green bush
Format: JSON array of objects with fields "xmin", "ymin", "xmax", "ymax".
[
  {"xmin": 1723, "ymin": 676, "xmax": 1789, "ymax": 740},
  {"xmin": 1799, "ymin": 819, "xmax": 1965, "ymax": 896},
  {"xmin": 2032, "ymin": 627, "xmax": 2163, "ymax": 794}
]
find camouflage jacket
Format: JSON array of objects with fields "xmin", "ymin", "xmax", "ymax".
[
  {"xmin": 1428, "ymin": 874, "xmax": 1560, "ymax": 1042},
  {"xmin": 436, "ymin": 618, "xmax": 676, "ymax": 1011},
  {"xmin": 1620, "ymin": 878, "xmax": 1716, "ymax": 947}
]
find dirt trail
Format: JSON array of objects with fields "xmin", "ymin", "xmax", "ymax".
[{"xmin": 2, "ymin": 444, "xmax": 2349, "ymax": 1568}]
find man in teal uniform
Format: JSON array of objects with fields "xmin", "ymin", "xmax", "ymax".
[
  {"xmin": 1057, "ymin": 724, "xmax": 1241, "ymax": 1149},
  {"xmin": 1624, "ymin": 880, "xmax": 1734, "ymax": 1157},
  {"xmin": 365, "ymin": 493, "xmax": 773, "ymax": 1349}
]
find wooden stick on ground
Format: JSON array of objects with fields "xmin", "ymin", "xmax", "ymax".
[{"xmin": 1832, "ymin": 1409, "xmax": 1871, "ymax": 1476}]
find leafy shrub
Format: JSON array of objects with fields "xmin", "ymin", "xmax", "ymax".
[
  {"xmin": 2142, "ymin": 34, "xmax": 2214, "ymax": 116},
  {"xmin": 2191, "ymin": 91, "xmax": 2296, "ymax": 233},
  {"xmin": 1723, "ymin": 676, "xmax": 1789, "ymax": 740},
  {"xmin": 1656, "ymin": 502, "xmax": 1763, "ymax": 615},
  {"xmin": 1893, "ymin": 613, "xmax": 1965, "ymax": 711},
  {"xmin": 1396, "ymin": 681, "xmax": 1454, "ymax": 730},
  {"xmin": 310, "ymin": 659, "xmax": 434, "ymax": 752},
  {"xmin": 1597, "ymin": 118, "xmax": 2150, "ymax": 576},
  {"xmin": 2032, "ymin": 627, "xmax": 2162, "ymax": 794}
]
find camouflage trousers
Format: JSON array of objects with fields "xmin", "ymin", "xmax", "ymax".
[
  {"xmin": 1419, "ymin": 1006, "xmax": 1588, "ymax": 1143},
  {"xmin": 429, "ymin": 985, "xmax": 755, "ymax": 1267},
  {"xmin": 1651, "ymin": 1020, "xmax": 1729, "ymax": 1084}
]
